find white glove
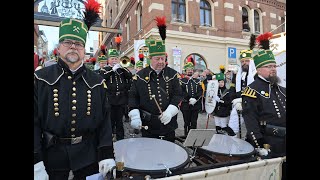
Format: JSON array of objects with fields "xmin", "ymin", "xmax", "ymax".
[
  {"xmin": 189, "ymin": 98, "xmax": 197, "ymax": 105},
  {"xmin": 214, "ymin": 96, "xmax": 224, "ymax": 103},
  {"xmin": 232, "ymin": 98, "xmax": 242, "ymax": 111},
  {"xmin": 99, "ymin": 158, "xmax": 116, "ymax": 177},
  {"xmin": 256, "ymin": 148, "xmax": 269, "ymax": 156},
  {"xmin": 160, "ymin": 105, "xmax": 179, "ymax": 125},
  {"xmin": 112, "ymin": 63, "xmax": 122, "ymax": 71},
  {"xmin": 129, "ymin": 109, "xmax": 142, "ymax": 129},
  {"xmin": 34, "ymin": 161, "xmax": 49, "ymax": 180}
]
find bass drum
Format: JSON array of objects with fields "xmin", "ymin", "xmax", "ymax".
[
  {"xmin": 114, "ymin": 137, "xmax": 189, "ymax": 178},
  {"xmin": 199, "ymin": 134, "xmax": 255, "ymax": 162}
]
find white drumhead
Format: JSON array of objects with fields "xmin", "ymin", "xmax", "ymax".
[
  {"xmin": 114, "ymin": 137, "xmax": 189, "ymax": 171},
  {"xmin": 201, "ymin": 134, "xmax": 254, "ymax": 156}
]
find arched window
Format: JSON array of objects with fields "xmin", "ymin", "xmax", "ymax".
[
  {"xmin": 254, "ymin": 10, "xmax": 260, "ymax": 33},
  {"xmin": 281, "ymin": 17, "xmax": 286, "ymax": 32},
  {"xmin": 172, "ymin": 0, "xmax": 186, "ymax": 23},
  {"xmin": 184, "ymin": 54, "xmax": 207, "ymax": 72},
  {"xmin": 200, "ymin": 0, "xmax": 212, "ymax": 27},
  {"xmin": 126, "ymin": 18, "xmax": 130, "ymax": 41},
  {"xmin": 242, "ymin": 7, "xmax": 250, "ymax": 32},
  {"xmin": 137, "ymin": 4, "xmax": 142, "ymax": 31}
]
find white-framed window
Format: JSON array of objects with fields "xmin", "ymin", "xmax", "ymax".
[
  {"xmin": 281, "ymin": 16, "xmax": 286, "ymax": 32},
  {"xmin": 137, "ymin": 3, "xmax": 142, "ymax": 31},
  {"xmin": 254, "ymin": 10, "xmax": 261, "ymax": 33},
  {"xmin": 172, "ymin": 0, "xmax": 186, "ymax": 23},
  {"xmin": 126, "ymin": 18, "xmax": 130, "ymax": 41},
  {"xmin": 184, "ymin": 54, "xmax": 207, "ymax": 72},
  {"xmin": 242, "ymin": 7, "xmax": 250, "ymax": 32},
  {"xmin": 200, "ymin": 0, "xmax": 212, "ymax": 27}
]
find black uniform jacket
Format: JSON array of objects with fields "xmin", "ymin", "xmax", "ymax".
[
  {"xmin": 34, "ymin": 59, "xmax": 114, "ymax": 171},
  {"xmin": 242, "ymin": 76, "xmax": 286, "ymax": 156},
  {"xmin": 100, "ymin": 65, "xmax": 132, "ymax": 105},
  {"xmin": 213, "ymin": 86, "xmax": 232, "ymax": 117},
  {"xmin": 128, "ymin": 66, "xmax": 183, "ymax": 134},
  {"xmin": 179, "ymin": 77, "xmax": 203, "ymax": 111}
]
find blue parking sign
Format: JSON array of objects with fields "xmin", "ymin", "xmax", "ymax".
[{"xmin": 228, "ymin": 47, "xmax": 236, "ymax": 59}]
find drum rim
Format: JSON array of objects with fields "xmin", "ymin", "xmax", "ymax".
[
  {"xmin": 198, "ymin": 146, "xmax": 255, "ymax": 157},
  {"xmin": 115, "ymin": 138, "xmax": 190, "ymax": 174}
]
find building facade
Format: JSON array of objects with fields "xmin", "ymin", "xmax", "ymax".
[{"xmin": 100, "ymin": 0, "xmax": 286, "ymax": 73}]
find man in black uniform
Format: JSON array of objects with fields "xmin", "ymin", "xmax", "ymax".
[
  {"xmin": 242, "ymin": 32, "xmax": 286, "ymax": 179},
  {"xmin": 100, "ymin": 49, "xmax": 132, "ymax": 141},
  {"xmin": 179, "ymin": 61, "xmax": 203, "ymax": 136},
  {"xmin": 94, "ymin": 45, "xmax": 108, "ymax": 74},
  {"xmin": 34, "ymin": 16, "xmax": 115, "ymax": 179},
  {"xmin": 128, "ymin": 37, "xmax": 183, "ymax": 142}
]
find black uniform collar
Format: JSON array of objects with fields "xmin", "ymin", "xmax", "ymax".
[{"xmin": 35, "ymin": 58, "xmax": 104, "ymax": 88}]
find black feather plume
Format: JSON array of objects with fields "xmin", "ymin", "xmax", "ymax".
[{"xmin": 249, "ymin": 34, "xmax": 256, "ymax": 50}]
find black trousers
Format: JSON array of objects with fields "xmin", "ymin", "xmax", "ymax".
[
  {"xmin": 47, "ymin": 163, "xmax": 98, "ymax": 180},
  {"xmin": 181, "ymin": 110, "xmax": 199, "ymax": 136},
  {"xmin": 111, "ymin": 105, "xmax": 125, "ymax": 140},
  {"xmin": 141, "ymin": 130, "xmax": 175, "ymax": 142}
]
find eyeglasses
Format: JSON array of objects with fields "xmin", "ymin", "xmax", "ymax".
[
  {"xmin": 261, "ymin": 65, "xmax": 277, "ymax": 69},
  {"xmin": 61, "ymin": 40, "xmax": 85, "ymax": 50}
]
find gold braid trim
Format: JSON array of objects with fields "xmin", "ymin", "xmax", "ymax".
[{"xmin": 242, "ymin": 86, "xmax": 257, "ymax": 98}]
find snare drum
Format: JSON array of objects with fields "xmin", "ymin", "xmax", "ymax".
[
  {"xmin": 199, "ymin": 134, "xmax": 255, "ymax": 162},
  {"xmin": 114, "ymin": 137, "xmax": 189, "ymax": 177}
]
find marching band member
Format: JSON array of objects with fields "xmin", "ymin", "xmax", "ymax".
[
  {"xmin": 242, "ymin": 32, "xmax": 286, "ymax": 179},
  {"xmin": 179, "ymin": 60, "xmax": 203, "ymax": 136},
  {"xmin": 128, "ymin": 16, "xmax": 183, "ymax": 142},
  {"xmin": 34, "ymin": 1, "xmax": 115, "ymax": 178},
  {"xmin": 100, "ymin": 48, "xmax": 133, "ymax": 141},
  {"xmin": 212, "ymin": 65, "xmax": 234, "ymax": 135}
]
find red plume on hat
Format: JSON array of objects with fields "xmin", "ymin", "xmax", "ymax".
[
  {"xmin": 100, "ymin": 44, "xmax": 106, "ymax": 55},
  {"xmin": 83, "ymin": 0, "xmax": 102, "ymax": 30},
  {"xmin": 155, "ymin": 16, "xmax": 166, "ymax": 41},
  {"xmin": 53, "ymin": 48, "xmax": 58, "ymax": 56},
  {"xmin": 130, "ymin": 57, "xmax": 135, "ymax": 65},
  {"xmin": 138, "ymin": 53, "xmax": 144, "ymax": 61},
  {"xmin": 115, "ymin": 35, "xmax": 122, "ymax": 51},
  {"xmin": 256, "ymin": 32, "xmax": 273, "ymax": 50},
  {"xmin": 187, "ymin": 56, "xmax": 196, "ymax": 66}
]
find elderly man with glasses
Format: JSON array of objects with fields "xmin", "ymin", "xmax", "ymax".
[{"xmin": 34, "ymin": 17, "xmax": 115, "ymax": 179}]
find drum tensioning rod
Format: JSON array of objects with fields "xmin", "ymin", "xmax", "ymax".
[{"xmin": 151, "ymin": 95, "xmax": 163, "ymax": 114}]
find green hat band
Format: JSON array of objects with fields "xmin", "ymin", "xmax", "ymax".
[
  {"xmin": 98, "ymin": 55, "xmax": 107, "ymax": 62},
  {"xmin": 108, "ymin": 49, "xmax": 119, "ymax": 57},
  {"xmin": 253, "ymin": 50, "xmax": 276, "ymax": 68},
  {"xmin": 146, "ymin": 39, "xmax": 166, "ymax": 57},
  {"xmin": 184, "ymin": 62, "xmax": 194, "ymax": 70},
  {"xmin": 59, "ymin": 18, "xmax": 88, "ymax": 45},
  {"xmin": 239, "ymin": 49, "xmax": 253, "ymax": 60},
  {"xmin": 136, "ymin": 60, "xmax": 143, "ymax": 68},
  {"xmin": 216, "ymin": 73, "xmax": 225, "ymax": 81}
]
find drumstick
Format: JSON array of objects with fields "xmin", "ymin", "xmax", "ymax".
[{"xmin": 151, "ymin": 95, "xmax": 163, "ymax": 114}]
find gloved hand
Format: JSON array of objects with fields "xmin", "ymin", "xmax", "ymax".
[
  {"xmin": 112, "ymin": 63, "xmax": 122, "ymax": 71},
  {"xmin": 256, "ymin": 148, "xmax": 269, "ymax": 156},
  {"xmin": 160, "ymin": 105, "xmax": 179, "ymax": 125},
  {"xmin": 129, "ymin": 109, "xmax": 142, "ymax": 129},
  {"xmin": 232, "ymin": 98, "xmax": 242, "ymax": 111},
  {"xmin": 189, "ymin": 98, "xmax": 197, "ymax": 105},
  {"xmin": 34, "ymin": 161, "xmax": 49, "ymax": 180},
  {"xmin": 214, "ymin": 96, "xmax": 224, "ymax": 103},
  {"xmin": 99, "ymin": 158, "xmax": 116, "ymax": 177}
]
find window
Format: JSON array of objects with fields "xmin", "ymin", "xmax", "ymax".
[
  {"xmin": 126, "ymin": 18, "xmax": 130, "ymax": 41},
  {"xmin": 172, "ymin": 0, "xmax": 186, "ymax": 23},
  {"xmin": 184, "ymin": 54, "xmax": 207, "ymax": 72},
  {"xmin": 110, "ymin": 9, "xmax": 113, "ymax": 26},
  {"xmin": 200, "ymin": 0, "xmax": 212, "ymax": 27},
  {"xmin": 281, "ymin": 17, "xmax": 285, "ymax": 32},
  {"xmin": 254, "ymin": 10, "xmax": 260, "ymax": 33},
  {"xmin": 242, "ymin": 7, "xmax": 250, "ymax": 32},
  {"xmin": 116, "ymin": 0, "xmax": 119, "ymax": 14},
  {"xmin": 137, "ymin": 4, "xmax": 142, "ymax": 31}
]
